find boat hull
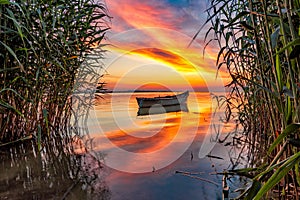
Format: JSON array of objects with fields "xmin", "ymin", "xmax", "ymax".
[{"xmin": 136, "ymin": 91, "xmax": 189, "ymax": 108}]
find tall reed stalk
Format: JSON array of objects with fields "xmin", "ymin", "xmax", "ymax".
[
  {"xmin": 0, "ymin": 0, "xmax": 109, "ymax": 147},
  {"xmin": 200, "ymin": 0, "xmax": 300, "ymax": 198}
]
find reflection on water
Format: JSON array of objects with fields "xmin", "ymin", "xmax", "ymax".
[
  {"xmin": 104, "ymin": 115, "xmax": 181, "ymax": 153},
  {"xmin": 0, "ymin": 135, "xmax": 111, "ymax": 200},
  {"xmin": 0, "ymin": 92, "xmax": 246, "ymax": 199},
  {"xmin": 88, "ymin": 92, "xmax": 244, "ymax": 199},
  {"xmin": 91, "ymin": 92, "xmax": 211, "ymax": 153},
  {"xmin": 137, "ymin": 103, "xmax": 189, "ymax": 116}
]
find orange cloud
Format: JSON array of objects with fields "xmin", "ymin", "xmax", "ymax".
[
  {"xmin": 131, "ymin": 48, "xmax": 197, "ymax": 72},
  {"xmin": 103, "ymin": 46, "xmax": 226, "ymax": 91}
]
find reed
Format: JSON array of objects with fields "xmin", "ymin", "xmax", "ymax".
[
  {"xmin": 0, "ymin": 0, "xmax": 109, "ymax": 147},
  {"xmin": 0, "ymin": 1, "xmax": 110, "ymax": 197},
  {"xmin": 200, "ymin": 0, "xmax": 300, "ymax": 198}
]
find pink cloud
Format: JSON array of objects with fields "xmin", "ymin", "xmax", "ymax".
[
  {"xmin": 107, "ymin": 0, "xmax": 188, "ymax": 33},
  {"xmin": 103, "ymin": 1, "xmax": 228, "ymax": 91}
]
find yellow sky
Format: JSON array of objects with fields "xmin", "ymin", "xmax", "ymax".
[{"xmin": 101, "ymin": 2, "xmax": 229, "ymax": 92}]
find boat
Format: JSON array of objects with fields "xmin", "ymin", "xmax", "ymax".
[
  {"xmin": 137, "ymin": 103, "xmax": 189, "ymax": 116},
  {"xmin": 136, "ymin": 90, "xmax": 189, "ymax": 108}
]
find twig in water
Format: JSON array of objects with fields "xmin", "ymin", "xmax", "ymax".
[
  {"xmin": 207, "ymin": 154, "xmax": 224, "ymax": 160},
  {"xmin": 175, "ymin": 170, "xmax": 205, "ymax": 175},
  {"xmin": 222, "ymin": 173, "xmax": 229, "ymax": 199},
  {"xmin": 177, "ymin": 173, "xmax": 219, "ymax": 186},
  {"xmin": 61, "ymin": 180, "xmax": 80, "ymax": 200}
]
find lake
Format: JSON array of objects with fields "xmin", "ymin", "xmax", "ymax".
[
  {"xmin": 85, "ymin": 92, "xmax": 244, "ymax": 200},
  {"xmin": 0, "ymin": 91, "xmax": 246, "ymax": 199}
]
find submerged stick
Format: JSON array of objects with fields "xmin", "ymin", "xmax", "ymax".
[
  {"xmin": 0, "ymin": 135, "xmax": 33, "ymax": 148},
  {"xmin": 222, "ymin": 173, "xmax": 229, "ymax": 199},
  {"xmin": 175, "ymin": 170, "xmax": 205, "ymax": 175},
  {"xmin": 207, "ymin": 155, "xmax": 224, "ymax": 160},
  {"xmin": 177, "ymin": 173, "xmax": 219, "ymax": 186}
]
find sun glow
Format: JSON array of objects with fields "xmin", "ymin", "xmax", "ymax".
[{"xmin": 102, "ymin": 0, "xmax": 229, "ymax": 92}]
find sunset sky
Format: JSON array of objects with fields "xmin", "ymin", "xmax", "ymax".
[{"xmin": 102, "ymin": 0, "xmax": 228, "ymax": 92}]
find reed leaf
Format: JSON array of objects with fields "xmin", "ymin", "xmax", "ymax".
[
  {"xmin": 296, "ymin": 163, "xmax": 300, "ymax": 187},
  {"xmin": 244, "ymin": 181, "xmax": 261, "ymax": 200},
  {"xmin": 0, "ymin": 41, "xmax": 24, "ymax": 71},
  {"xmin": 253, "ymin": 152, "xmax": 300, "ymax": 200},
  {"xmin": 268, "ymin": 123, "xmax": 300, "ymax": 155},
  {"xmin": 277, "ymin": 38, "xmax": 300, "ymax": 55},
  {"xmin": 0, "ymin": 0, "xmax": 9, "ymax": 4},
  {"xmin": 0, "ymin": 135, "xmax": 32, "ymax": 147},
  {"xmin": 275, "ymin": 51, "xmax": 283, "ymax": 91}
]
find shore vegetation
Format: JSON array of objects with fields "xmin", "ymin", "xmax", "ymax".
[{"xmin": 202, "ymin": 0, "xmax": 300, "ymax": 198}]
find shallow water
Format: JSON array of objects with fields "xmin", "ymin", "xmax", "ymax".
[
  {"xmin": 87, "ymin": 92, "xmax": 243, "ymax": 199},
  {"xmin": 0, "ymin": 92, "xmax": 246, "ymax": 199},
  {"xmin": 0, "ymin": 138, "xmax": 111, "ymax": 200}
]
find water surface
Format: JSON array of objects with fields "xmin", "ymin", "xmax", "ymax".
[{"xmin": 87, "ymin": 92, "xmax": 240, "ymax": 199}]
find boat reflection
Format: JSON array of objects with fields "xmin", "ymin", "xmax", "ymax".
[{"xmin": 137, "ymin": 103, "xmax": 189, "ymax": 116}]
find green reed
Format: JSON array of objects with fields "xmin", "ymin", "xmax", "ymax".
[
  {"xmin": 0, "ymin": 0, "xmax": 109, "ymax": 147},
  {"xmin": 198, "ymin": 0, "xmax": 300, "ymax": 198}
]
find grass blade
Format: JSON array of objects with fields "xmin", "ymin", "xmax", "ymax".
[
  {"xmin": 253, "ymin": 152, "xmax": 300, "ymax": 200},
  {"xmin": 268, "ymin": 123, "xmax": 300, "ymax": 155}
]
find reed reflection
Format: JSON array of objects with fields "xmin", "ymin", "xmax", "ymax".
[{"xmin": 0, "ymin": 133, "xmax": 111, "ymax": 200}]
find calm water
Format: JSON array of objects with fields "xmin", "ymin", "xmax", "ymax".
[
  {"xmin": 0, "ymin": 92, "xmax": 245, "ymax": 199},
  {"xmin": 86, "ymin": 92, "xmax": 242, "ymax": 200}
]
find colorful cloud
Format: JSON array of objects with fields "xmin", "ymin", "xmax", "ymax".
[
  {"xmin": 131, "ymin": 48, "xmax": 196, "ymax": 72},
  {"xmin": 103, "ymin": 0, "xmax": 228, "ymax": 91}
]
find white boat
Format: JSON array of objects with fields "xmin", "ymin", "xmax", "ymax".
[{"xmin": 136, "ymin": 91, "xmax": 189, "ymax": 108}]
